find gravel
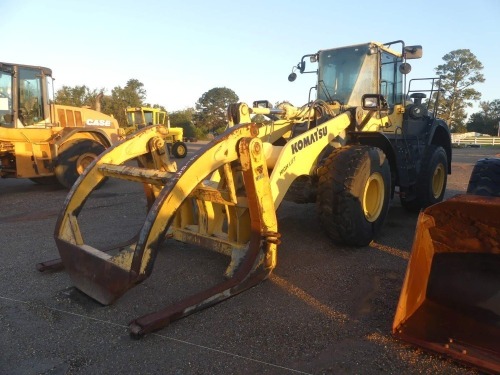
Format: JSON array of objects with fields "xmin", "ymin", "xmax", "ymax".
[{"xmin": 1, "ymin": 145, "xmax": 498, "ymax": 375}]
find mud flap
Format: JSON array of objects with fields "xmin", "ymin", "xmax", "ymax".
[{"xmin": 393, "ymin": 195, "xmax": 500, "ymax": 374}]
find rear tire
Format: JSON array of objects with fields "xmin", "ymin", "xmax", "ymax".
[
  {"xmin": 466, "ymin": 158, "xmax": 500, "ymax": 197},
  {"xmin": 317, "ymin": 145, "xmax": 391, "ymax": 246},
  {"xmin": 400, "ymin": 145, "xmax": 447, "ymax": 212},
  {"xmin": 55, "ymin": 139, "xmax": 105, "ymax": 188},
  {"xmin": 172, "ymin": 141, "xmax": 187, "ymax": 158}
]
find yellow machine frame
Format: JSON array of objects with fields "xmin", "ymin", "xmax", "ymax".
[{"xmin": 125, "ymin": 106, "xmax": 187, "ymax": 158}]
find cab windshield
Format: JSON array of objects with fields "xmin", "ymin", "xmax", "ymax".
[
  {"xmin": 127, "ymin": 110, "xmax": 144, "ymax": 126},
  {"xmin": 143, "ymin": 111, "xmax": 153, "ymax": 125},
  {"xmin": 317, "ymin": 44, "xmax": 378, "ymax": 106},
  {"xmin": 127, "ymin": 110, "xmax": 163, "ymax": 126}
]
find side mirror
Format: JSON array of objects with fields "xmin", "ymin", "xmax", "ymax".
[
  {"xmin": 399, "ymin": 62, "xmax": 412, "ymax": 75},
  {"xmin": 362, "ymin": 94, "xmax": 388, "ymax": 111},
  {"xmin": 404, "ymin": 45, "xmax": 423, "ymax": 60},
  {"xmin": 288, "ymin": 60, "xmax": 305, "ymax": 82},
  {"xmin": 288, "ymin": 53, "xmax": 318, "ymax": 81},
  {"xmin": 299, "ymin": 61, "xmax": 306, "ymax": 73}
]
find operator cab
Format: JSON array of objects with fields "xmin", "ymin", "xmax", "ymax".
[
  {"xmin": 288, "ymin": 41, "xmax": 426, "ymax": 112},
  {"xmin": 0, "ymin": 63, "xmax": 53, "ymax": 128},
  {"xmin": 126, "ymin": 107, "xmax": 168, "ymax": 129}
]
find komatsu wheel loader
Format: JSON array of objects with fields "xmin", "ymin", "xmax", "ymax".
[
  {"xmin": 45, "ymin": 40, "xmax": 454, "ymax": 338},
  {"xmin": 125, "ymin": 106, "xmax": 188, "ymax": 158},
  {"xmin": 0, "ymin": 62, "xmax": 124, "ymax": 188}
]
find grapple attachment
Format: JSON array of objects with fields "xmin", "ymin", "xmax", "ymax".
[
  {"xmin": 53, "ymin": 123, "xmax": 279, "ymax": 337},
  {"xmin": 393, "ymin": 195, "xmax": 500, "ymax": 374}
]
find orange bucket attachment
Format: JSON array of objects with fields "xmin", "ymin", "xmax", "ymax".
[{"xmin": 393, "ymin": 194, "xmax": 500, "ymax": 374}]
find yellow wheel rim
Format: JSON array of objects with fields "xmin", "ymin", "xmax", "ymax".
[
  {"xmin": 178, "ymin": 144, "xmax": 186, "ymax": 156},
  {"xmin": 432, "ymin": 163, "xmax": 445, "ymax": 198},
  {"xmin": 76, "ymin": 153, "xmax": 97, "ymax": 175},
  {"xmin": 363, "ymin": 172, "xmax": 385, "ymax": 222}
]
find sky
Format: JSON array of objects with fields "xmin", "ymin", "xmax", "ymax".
[{"xmin": 2, "ymin": 0, "xmax": 500, "ymax": 115}]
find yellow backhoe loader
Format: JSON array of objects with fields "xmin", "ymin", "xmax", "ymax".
[
  {"xmin": 43, "ymin": 41, "xmax": 456, "ymax": 341},
  {"xmin": 394, "ymin": 156, "xmax": 500, "ymax": 373},
  {"xmin": 125, "ymin": 106, "xmax": 188, "ymax": 158},
  {"xmin": 0, "ymin": 62, "xmax": 125, "ymax": 188}
]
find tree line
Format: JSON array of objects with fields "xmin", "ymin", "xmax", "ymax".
[
  {"xmin": 55, "ymin": 79, "xmax": 238, "ymax": 139},
  {"xmin": 54, "ymin": 49, "xmax": 499, "ymax": 137}
]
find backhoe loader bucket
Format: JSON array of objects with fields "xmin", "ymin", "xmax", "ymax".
[
  {"xmin": 393, "ymin": 194, "xmax": 500, "ymax": 374},
  {"xmin": 53, "ymin": 123, "xmax": 279, "ymax": 337}
]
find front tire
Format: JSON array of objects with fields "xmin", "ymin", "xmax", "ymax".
[
  {"xmin": 466, "ymin": 158, "xmax": 500, "ymax": 197},
  {"xmin": 55, "ymin": 139, "xmax": 105, "ymax": 188},
  {"xmin": 317, "ymin": 145, "xmax": 391, "ymax": 246},
  {"xmin": 400, "ymin": 145, "xmax": 448, "ymax": 211},
  {"xmin": 172, "ymin": 141, "xmax": 187, "ymax": 158}
]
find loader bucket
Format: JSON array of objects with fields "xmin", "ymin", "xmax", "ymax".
[{"xmin": 393, "ymin": 194, "xmax": 500, "ymax": 374}]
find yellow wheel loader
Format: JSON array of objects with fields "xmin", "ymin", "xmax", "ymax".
[
  {"xmin": 43, "ymin": 41, "xmax": 454, "ymax": 338},
  {"xmin": 394, "ymin": 156, "xmax": 500, "ymax": 373},
  {"xmin": 0, "ymin": 62, "xmax": 125, "ymax": 188},
  {"xmin": 125, "ymin": 106, "xmax": 188, "ymax": 158}
]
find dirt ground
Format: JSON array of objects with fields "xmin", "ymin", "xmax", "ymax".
[{"xmin": 0, "ymin": 145, "xmax": 498, "ymax": 375}]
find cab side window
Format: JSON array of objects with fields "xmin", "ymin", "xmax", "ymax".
[
  {"xmin": 380, "ymin": 52, "xmax": 403, "ymax": 107},
  {"xmin": 18, "ymin": 67, "xmax": 44, "ymax": 125},
  {"xmin": 0, "ymin": 71, "xmax": 13, "ymax": 127}
]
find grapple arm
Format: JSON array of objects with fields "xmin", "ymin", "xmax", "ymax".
[{"xmin": 53, "ymin": 123, "xmax": 279, "ymax": 336}]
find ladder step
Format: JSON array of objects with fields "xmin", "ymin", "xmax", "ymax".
[{"xmin": 98, "ymin": 163, "xmax": 174, "ymax": 185}]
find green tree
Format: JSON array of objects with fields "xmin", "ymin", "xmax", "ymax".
[
  {"xmin": 433, "ymin": 49, "xmax": 485, "ymax": 132},
  {"xmin": 170, "ymin": 108, "xmax": 203, "ymax": 139},
  {"xmin": 101, "ymin": 79, "xmax": 147, "ymax": 126},
  {"xmin": 467, "ymin": 99, "xmax": 500, "ymax": 136},
  {"xmin": 55, "ymin": 85, "xmax": 103, "ymax": 108},
  {"xmin": 54, "ymin": 79, "xmax": 171, "ymax": 128},
  {"xmin": 195, "ymin": 87, "xmax": 239, "ymax": 134}
]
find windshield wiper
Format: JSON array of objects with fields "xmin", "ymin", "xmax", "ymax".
[{"xmin": 318, "ymin": 80, "xmax": 344, "ymax": 105}]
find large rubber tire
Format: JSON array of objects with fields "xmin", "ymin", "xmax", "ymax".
[
  {"xmin": 400, "ymin": 145, "xmax": 448, "ymax": 212},
  {"xmin": 172, "ymin": 141, "xmax": 187, "ymax": 158},
  {"xmin": 284, "ymin": 175, "xmax": 316, "ymax": 204},
  {"xmin": 317, "ymin": 145, "xmax": 391, "ymax": 246},
  {"xmin": 466, "ymin": 158, "xmax": 500, "ymax": 197},
  {"xmin": 55, "ymin": 139, "xmax": 105, "ymax": 188}
]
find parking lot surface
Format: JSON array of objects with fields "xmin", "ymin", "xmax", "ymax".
[{"xmin": 1, "ymin": 145, "xmax": 498, "ymax": 374}]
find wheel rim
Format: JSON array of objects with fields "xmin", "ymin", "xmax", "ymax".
[
  {"xmin": 177, "ymin": 144, "xmax": 186, "ymax": 156},
  {"xmin": 76, "ymin": 153, "xmax": 97, "ymax": 175},
  {"xmin": 432, "ymin": 163, "xmax": 445, "ymax": 198},
  {"xmin": 363, "ymin": 172, "xmax": 385, "ymax": 222}
]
